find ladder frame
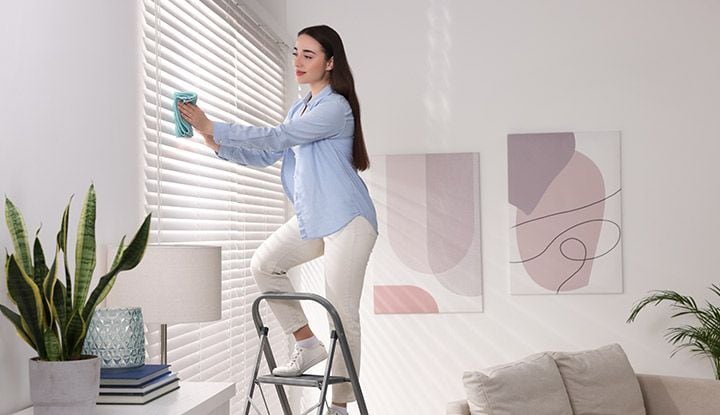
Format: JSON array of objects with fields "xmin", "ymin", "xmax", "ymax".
[{"xmin": 244, "ymin": 292, "xmax": 369, "ymax": 415}]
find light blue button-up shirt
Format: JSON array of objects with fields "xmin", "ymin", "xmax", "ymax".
[{"xmin": 213, "ymin": 85, "xmax": 378, "ymax": 240}]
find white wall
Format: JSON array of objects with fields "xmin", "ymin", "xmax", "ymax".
[
  {"xmin": 0, "ymin": 1, "xmax": 143, "ymax": 413},
  {"xmin": 286, "ymin": 1, "xmax": 720, "ymax": 414}
]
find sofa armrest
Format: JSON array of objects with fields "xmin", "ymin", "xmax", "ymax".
[
  {"xmin": 446, "ymin": 399, "xmax": 470, "ymax": 415},
  {"xmin": 637, "ymin": 373, "xmax": 720, "ymax": 415}
]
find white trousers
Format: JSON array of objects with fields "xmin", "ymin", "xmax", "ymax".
[{"xmin": 250, "ymin": 215, "xmax": 377, "ymax": 403}]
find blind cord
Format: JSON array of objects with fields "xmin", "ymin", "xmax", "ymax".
[{"xmin": 226, "ymin": 4, "xmax": 246, "ymax": 389}]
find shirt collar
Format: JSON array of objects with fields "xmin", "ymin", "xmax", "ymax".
[{"xmin": 303, "ymin": 84, "xmax": 334, "ymax": 107}]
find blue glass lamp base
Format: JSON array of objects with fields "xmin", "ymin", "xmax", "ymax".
[{"xmin": 82, "ymin": 307, "xmax": 146, "ymax": 369}]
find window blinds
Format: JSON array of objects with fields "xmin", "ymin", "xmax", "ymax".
[{"xmin": 141, "ymin": 0, "xmax": 289, "ymax": 412}]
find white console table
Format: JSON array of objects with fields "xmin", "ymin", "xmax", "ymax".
[{"xmin": 14, "ymin": 382, "xmax": 236, "ymax": 415}]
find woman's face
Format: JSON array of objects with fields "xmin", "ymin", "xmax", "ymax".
[{"xmin": 293, "ymin": 34, "xmax": 333, "ymax": 85}]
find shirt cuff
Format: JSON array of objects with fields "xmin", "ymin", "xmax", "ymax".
[
  {"xmin": 212, "ymin": 122, "xmax": 228, "ymax": 145},
  {"xmin": 215, "ymin": 145, "xmax": 230, "ymax": 161}
]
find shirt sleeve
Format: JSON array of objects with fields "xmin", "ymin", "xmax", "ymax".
[
  {"xmin": 216, "ymin": 145, "xmax": 284, "ymax": 167},
  {"xmin": 212, "ymin": 99, "xmax": 347, "ymax": 152}
]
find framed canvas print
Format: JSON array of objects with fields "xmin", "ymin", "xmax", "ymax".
[
  {"xmin": 366, "ymin": 153, "xmax": 483, "ymax": 313},
  {"xmin": 508, "ymin": 131, "xmax": 623, "ymax": 294}
]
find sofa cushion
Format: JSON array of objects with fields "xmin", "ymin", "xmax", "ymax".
[
  {"xmin": 446, "ymin": 399, "xmax": 471, "ymax": 415},
  {"xmin": 462, "ymin": 353, "xmax": 573, "ymax": 415},
  {"xmin": 551, "ymin": 343, "xmax": 646, "ymax": 415}
]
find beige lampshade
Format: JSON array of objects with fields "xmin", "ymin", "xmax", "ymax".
[{"xmin": 106, "ymin": 244, "xmax": 222, "ymax": 324}]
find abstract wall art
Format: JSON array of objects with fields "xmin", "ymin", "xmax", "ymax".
[
  {"xmin": 366, "ymin": 153, "xmax": 483, "ymax": 314},
  {"xmin": 508, "ymin": 131, "xmax": 623, "ymax": 295}
]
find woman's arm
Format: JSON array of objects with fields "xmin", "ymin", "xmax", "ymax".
[
  {"xmin": 176, "ymin": 105, "xmax": 281, "ymax": 167},
  {"xmin": 200, "ymin": 132, "xmax": 282, "ymax": 167},
  {"xmin": 216, "ymin": 144, "xmax": 284, "ymax": 167},
  {"xmin": 179, "ymin": 99, "xmax": 348, "ymax": 152}
]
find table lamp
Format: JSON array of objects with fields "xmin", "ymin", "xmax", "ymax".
[{"xmin": 106, "ymin": 244, "xmax": 222, "ymax": 365}]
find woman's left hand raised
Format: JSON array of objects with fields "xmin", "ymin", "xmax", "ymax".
[{"xmin": 178, "ymin": 102, "xmax": 214, "ymax": 136}]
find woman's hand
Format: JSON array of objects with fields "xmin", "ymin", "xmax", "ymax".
[{"xmin": 178, "ymin": 102, "xmax": 214, "ymax": 136}]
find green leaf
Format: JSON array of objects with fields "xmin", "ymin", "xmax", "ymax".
[
  {"xmin": 42, "ymin": 248, "xmax": 63, "ymax": 355},
  {"xmin": 4, "ymin": 197, "xmax": 33, "ymax": 277},
  {"xmin": 109, "ymin": 237, "xmax": 127, "ymax": 271},
  {"xmin": 4, "ymin": 250, "xmax": 16, "ymax": 307},
  {"xmin": 56, "ymin": 197, "xmax": 72, "ymax": 310},
  {"xmin": 6, "ymin": 255, "xmax": 46, "ymax": 353},
  {"xmin": 73, "ymin": 185, "xmax": 96, "ymax": 312},
  {"xmin": 42, "ymin": 327, "xmax": 62, "ymax": 361},
  {"xmin": 0, "ymin": 304, "xmax": 36, "ymax": 351},
  {"xmin": 32, "ymin": 229, "xmax": 49, "ymax": 287},
  {"xmin": 54, "ymin": 280, "xmax": 68, "ymax": 340},
  {"xmin": 64, "ymin": 309, "xmax": 87, "ymax": 359},
  {"xmin": 627, "ymin": 290, "xmax": 697, "ymax": 323},
  {"xmin": 47, "ymin": 278, "xmax": 68, "ymax": 358},
  {"xmin": 82, "ymin": 214, "xmax": 151, "ymax": 322},
  {"xmin": 113, "ymin": 214, "xmax": 152, "ymax": 272}
]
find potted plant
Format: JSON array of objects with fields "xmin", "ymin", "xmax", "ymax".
[
  {"xmin": 627, "ymin": 285, "xmax": 720, "ymax": 380},
  {"xmin": 0, "ymin": 184, "xmax": 151, "ymax": 415}
]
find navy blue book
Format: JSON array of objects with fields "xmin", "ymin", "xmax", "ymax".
[
  {"xmin": 100, "ymin": 364, "xmax": 171, "ymax": 386},
  {"xmin": 100, "ymin": 372, "xmax": 179, "ymax": 394},
  {"xmin": 97, "ymin": 380, "xmax": 180, "ymax": 404}
]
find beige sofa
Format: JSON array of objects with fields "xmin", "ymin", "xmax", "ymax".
[{"xmin": 447, "ymin": 344, "xmax": 720, "ymax": 415}]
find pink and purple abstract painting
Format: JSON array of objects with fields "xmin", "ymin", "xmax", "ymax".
[
  {"xmin": 508, "ymin": 132, "xmax": 623, "ymax": 294},
  {"xmin": 366, "ymin": 153, "xmax": 483, "ymax": 313}
]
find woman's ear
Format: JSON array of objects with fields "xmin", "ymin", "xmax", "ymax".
[{"xmin": 326, "ymin": 57, "xmax": 334, "ymax": 71}]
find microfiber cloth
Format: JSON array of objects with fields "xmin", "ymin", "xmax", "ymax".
[{"xmin": 173, "ymin": 91, "xmax": 198, "ymax": 137}]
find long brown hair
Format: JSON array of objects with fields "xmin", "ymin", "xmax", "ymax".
[{"xmin": 298, "ymin": 25, "xmax": 369, "ymax": 171}]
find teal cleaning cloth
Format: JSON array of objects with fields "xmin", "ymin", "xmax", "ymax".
[{"xmin": 173, "ymin": 91, "xmax": 198, "ymax": 137}]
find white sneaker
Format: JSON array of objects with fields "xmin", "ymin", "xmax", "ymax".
[
  {"xmin": 327, "ymin": 407, "xmax": 348, "ymax": 415},
  {"xmin": 272, "ymin": 343, "xmax": 328, "ymax": 377}
]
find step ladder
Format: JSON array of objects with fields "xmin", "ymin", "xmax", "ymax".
[{"xmin": 244, "ymin": 292, "xmax": 369, "ymax": 415}]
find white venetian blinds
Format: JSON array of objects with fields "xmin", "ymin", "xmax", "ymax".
[{"xmin": 141, "ymin": 0, "xmax": 288, "ymax": 411}]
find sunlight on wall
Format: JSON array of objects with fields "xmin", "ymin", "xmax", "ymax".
[{"xmin": 423, "ymin": 0, "xmax": 453, "ymax": 147}]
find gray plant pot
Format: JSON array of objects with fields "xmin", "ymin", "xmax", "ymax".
[{"xmin": 28, "ymin": 355, "xmax": 100, "ymax": 415}]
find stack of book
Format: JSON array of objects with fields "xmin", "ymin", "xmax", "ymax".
[{"xmin": 98, "ymin": 364, "xmax": 180, "ymax": 405}]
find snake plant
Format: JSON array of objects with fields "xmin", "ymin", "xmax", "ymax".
[
  {"xmin": 627, "ymin": 285, "xmax": 720, "ymax": 379},
  {"xmin": 0, "ymin": 184, "xmax": 151, "ymax": 361}
]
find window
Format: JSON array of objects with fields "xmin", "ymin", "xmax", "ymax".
[{"xmin": 141, "ymin": 0, "xmax": 288, "ymax": 412}]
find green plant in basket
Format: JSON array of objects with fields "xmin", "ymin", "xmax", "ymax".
[{"xmin": 0, "ymin": 184, "xmax": 151, "ymax": 361}]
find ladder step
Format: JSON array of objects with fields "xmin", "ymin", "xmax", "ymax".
[{"xmin": 256, "ymin": 374, "xmax": 350, "ymax": 388}]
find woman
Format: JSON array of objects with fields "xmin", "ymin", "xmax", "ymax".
[{"xmin": 179, "ymin": 25, "xmax": 377, "ymax": 415}]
